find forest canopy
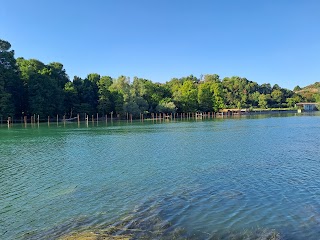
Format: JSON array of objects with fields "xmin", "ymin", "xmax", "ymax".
[{"xmin": 0, "ymin": 39, "xmax": 314, "ymax": 119}]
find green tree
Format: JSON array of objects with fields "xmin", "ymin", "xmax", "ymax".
[
  {"xmin": 198, "ymin": 82, "xmax": 213, "ymax": 112},
  {"xmin": 211, "ymin": 82, "xmax": 225, "ymax": 112},
  {"xmin": 0, "ymin": 39, "xmax": 24, "ymax": 118},
  {"xmin": 204, "ymin": 74, "xmax": 220, "ymax": 83},
  {"xmin": 179, "ymin": 80, "xmax": 198, "ymax": 112},
  {"xmin": 97, "ymin": 76, "xmax": 113, "ymax": 114},
  {"xmin": 271, "ymin": 89, "xmax": 284, "ymax": 107},
  {"xmin": 293, "ymin": 85, "xmax": 301, "ymax": 91},
  {"xmin": 258, "ymin": 94, "xmax": 268, "ymax": 109},
  {"xmin": 0, "ymin": 39, "xmax": 11, "ymax": 51},
  {"xmin": 156, "ymin": 98, "xmax": 176, "ymax": 113},
  {"xmin": 64, "ymin": 82, "xmax": 80, "ymax": 117}
]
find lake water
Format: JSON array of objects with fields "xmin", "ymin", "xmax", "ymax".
[{"xmin": 1, "ymin": 113, "xmax": 320, "ymax": 239}]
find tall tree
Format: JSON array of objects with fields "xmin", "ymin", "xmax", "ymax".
[
  {"xmin": 97, "ymin": 76, "xmax": 113, "ymax": 115},
  {"xmin": 0, "ymin": 39, "xmax": 23, "ymax": 118},
  {"xmin": 198, "ymin": 82, "xmax": 213, "ymax": 112}
]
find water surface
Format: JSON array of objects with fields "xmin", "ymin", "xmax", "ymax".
[{"xmin": 1, "ymin": 113, "xmax": 320, "ymax": 239}]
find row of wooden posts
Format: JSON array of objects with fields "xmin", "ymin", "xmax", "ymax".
[{"xmin": 2, "ymin": 111, "xmax": 239, "ymax": 126}]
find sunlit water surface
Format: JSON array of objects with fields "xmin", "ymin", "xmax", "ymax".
[{"xmin": 1, "ymin": 113, "xmax": 320, "ymax": 239}]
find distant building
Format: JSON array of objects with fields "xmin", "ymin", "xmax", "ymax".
[{"xmin": 296, "ymin": 103, "xmax": 318, "ymax": 111}]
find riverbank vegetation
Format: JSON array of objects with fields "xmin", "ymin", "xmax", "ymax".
[{"xmin": 0, "ymin": 39, "xmax": 317, "ymax": 119}]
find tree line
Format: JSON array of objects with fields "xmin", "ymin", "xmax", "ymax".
[{"xmin": 0, "ymin": 39, "xmax": 307, "ymax": 119}]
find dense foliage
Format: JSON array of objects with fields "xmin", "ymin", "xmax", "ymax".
[
  {"xmin": 0, "ymin": 39, "xmax": 309, "ymax": 119},
  {"xmin": 293, "ymin": 82, "xmax": 320, "ymax": 102}
]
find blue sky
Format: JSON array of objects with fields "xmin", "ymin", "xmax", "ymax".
[{"xmin": 1, "ymin": 0, "xmax": 320, "ymax": 89}]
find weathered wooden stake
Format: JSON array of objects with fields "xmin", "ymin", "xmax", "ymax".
[
  {"xmin": 77, "ymin": 114, "xmax": 80, "ymax": 125},
  {"xmin": 96, "ymin": 113, "xmax": 99, "ymax": 123},
  {"xmin": 130, "ymin": 114, "xmax": 132, "ymax": 122},
  {"xmin": 57, "ymin": 114, "xmax": 59, "ymax": 125}
]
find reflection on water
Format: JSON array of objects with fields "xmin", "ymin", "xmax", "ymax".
[{"xmin": 1, "ymin": 113, "xmax": 320, "ymax": 239}]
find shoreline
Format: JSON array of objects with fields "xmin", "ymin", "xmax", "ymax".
[{"xmin": 1, "ymin": 109, "xmax": 318, "ymax": 126}]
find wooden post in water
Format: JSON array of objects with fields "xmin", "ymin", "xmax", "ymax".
[
  {"xmin": 56, "ymin": 114, "xmax": 59, "ymax": 125},
  {"xmin": 130, "ymin": 114, "xmax": 132, "ymax": 122},
  {"xmin": 126, "ymin": 112, "xmax": 129, "ymax": 121},
  {"xmin": 23, "ymin": 116, "xmax": 27, "ymax": 128},
  {"xmin": 7, "ymin": 117, "xmax": 11, "ymax": 127},
  {"xmin": 105, "ymin": 114, "xmax": 108, "ymax": 124},
  {"xmin": 96, "ymin": 113, "xmax": 99, "ymax": 123},
  {"xmin": 77, "ymin": 114, "xmax": 80, "ymax": 125},
  {"xmin": 92, "ymin": 115, "xmax": 94, "ymax": 123},
  {"xmin": 111, "ymin": 112, "xmax": 113, "ymax": 122}
]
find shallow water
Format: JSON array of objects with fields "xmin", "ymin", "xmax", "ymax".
[{"xmin": 1, "ymin": 113, "xmax": 320, "ymax": 239}]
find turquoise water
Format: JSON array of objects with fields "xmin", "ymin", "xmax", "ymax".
[{"xmin": 1, "ymin": 113, "xmax": 320, "ymax": 239}]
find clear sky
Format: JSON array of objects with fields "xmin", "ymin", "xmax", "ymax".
[{"xmin": 1, "ymin": 0, "xmax": 320, "ymax": 90}]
